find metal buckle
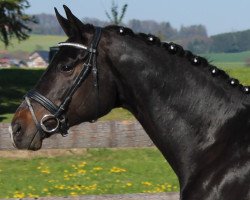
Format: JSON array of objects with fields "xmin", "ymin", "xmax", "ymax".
[{"xmin": 40, "ymin": 114, "xmax": 60, "ymax": 133}]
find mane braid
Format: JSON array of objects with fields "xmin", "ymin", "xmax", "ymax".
[{"xmin": 104, "ymin": 25, "xmax": 250, "ymax": 94}]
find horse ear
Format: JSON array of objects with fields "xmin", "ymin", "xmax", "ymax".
[
  {"xmin": 63, "ymin": 5, "xmax": 84, "ymax": 38},
  {"xmin": 54, "ymin": 7, "xmax": 72, "ymax": 37},
  {"xmin": 63, "ymin": 5, "xmax": 84, "ymax": 28}
]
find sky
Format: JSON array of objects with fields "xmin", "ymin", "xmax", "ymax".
[{"xmin": 27, "ymin": 0, "xmax": 250, "ymax": 36}]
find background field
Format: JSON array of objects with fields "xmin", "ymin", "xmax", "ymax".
[
  {"xmin": 202, "ymin": 51, "xmax": 250, "ymax": 64},
  {"xmin": 0, "ymin": 35, "xmax": 67, "ymax": 53},
  {"xmin": 0, "ymin": 148, "xmax": 178, "ymax": 198}
]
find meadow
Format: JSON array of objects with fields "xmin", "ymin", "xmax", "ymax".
[
  {"xmin": 0, "ymin": 148, "xmax": 178, "ymax": 198},
  {"xmin": 202, "ymin": 51, "xmax": 250, "ymax": 64},
  {"xmin": 0, "ymin": 35, "xmax": 67, "ymax": 53}
]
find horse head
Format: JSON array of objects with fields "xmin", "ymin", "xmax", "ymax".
[{"xmin": 11, "ymin": 5, "xmax": 118, "ymax": 150}]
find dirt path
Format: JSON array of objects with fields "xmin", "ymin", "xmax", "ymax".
[
  {"xmin": 0, "ymin": 148, "xmax": 88, "ymax": 159},
  {"xmin": 3, "ymin": 193, "xmax": 179, "ymax": 200}
]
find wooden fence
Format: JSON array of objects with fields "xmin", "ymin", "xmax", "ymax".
[{"xmin": 0, "ymin": 121, "xmax": 154, "ymax": 150}]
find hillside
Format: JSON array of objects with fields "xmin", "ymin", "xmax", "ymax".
[{"xmin": 210, "ymin": 29, "xmax": 250, "ymax": 53}]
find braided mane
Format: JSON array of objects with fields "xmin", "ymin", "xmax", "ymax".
[{"xmin": 104, "ymin": 25, "xmax": 250, "ymax": 94}]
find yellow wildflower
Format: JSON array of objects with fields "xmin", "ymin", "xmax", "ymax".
[
  {"xmin": 142, "ymin": 181, "xmax": 152, "ymax": 186},
  {"xmin": 77, "ymin": 169, "xmax": 86, "ymax": 174},
  {"xmin": 110, "ymin": 166, "xmax": 127, "ymax": 173},
  {"xmin": 70, "ymin": 192, "xmax": 78, "ymax": 196},
  {"xmin": 28, "ymin": 193, "xmax": 39, "ymax": 198},
  {"xmin": 93, "ymin": 166, "xmax": 103, "ymax": 171},
  {"xmin": 41, "ymin": 169, "xmax": 50, "ymax": 174},
  {"xmin": 13, "ymin": 192, "xmax": 25, "ymax": 198},
  {"xmin": 126, "ymin": 182, "xmax": 132, "ymax": 187},
  {"xmin": 78, "ymin": 161, "xmax": 87, "ymax": 167}
]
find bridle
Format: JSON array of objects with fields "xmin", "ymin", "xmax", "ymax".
[{"xmin": 24, "ymin": 27, "xmax": 102, "ymax": 139}]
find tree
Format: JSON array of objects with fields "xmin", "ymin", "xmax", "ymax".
[
  {"xmin": 0, "ymin": 0, "xmax": 36, "ymax": 47},
  {"xmin": 105, "ymin": 0, "xmax": 128, "ymax": 25}
]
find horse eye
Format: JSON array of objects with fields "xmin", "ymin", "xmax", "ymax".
[{"xmin": 60, "ymin": 65, "xmax": 73, "ymax": 72}]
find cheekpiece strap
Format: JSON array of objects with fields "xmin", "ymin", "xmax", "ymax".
[{"xmin": 91, "ymin": 27, "xmax": 102, "ymax": 49}]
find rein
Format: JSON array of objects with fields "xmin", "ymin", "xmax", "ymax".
[{"xmin": 24, "ymin": 27, "xmax": 102, "ymax": 139}]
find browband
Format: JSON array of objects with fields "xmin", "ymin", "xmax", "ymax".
[{"xmin": 57, "ymin": 42, "xmax": 96, "ymax": 53}]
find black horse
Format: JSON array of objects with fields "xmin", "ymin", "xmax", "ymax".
[{"xmin": 10, "ymin": 6, "xmax": 249, "ymax": 200}]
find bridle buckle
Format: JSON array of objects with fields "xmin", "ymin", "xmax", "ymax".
[{"xmin": 40, "ymin": 114, "xmax": 60, "ymax": 133}]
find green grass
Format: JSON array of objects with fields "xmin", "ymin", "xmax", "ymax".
[
  {"xmin": 223, "ymin": 67, "xmax": 250, "ymax": 85},
  {"xmin": 0, "ymin": 68, "xmax": 45, "ymax": 122},
  {"xmin": 201, "ymin": 51, "xmax": 250, "ymax": 63},
  {"xmin": 0, "ymin": 148, "xmax": 178, "ymax": 198},
  {"xmin": 101, "ymin": 108, "xmax": 134, "ymax": 121},
  {"xmin": 213, "ymin": 62, "xmax": 245, "ymax": 69},
  {"xmin": 0, "ymin": 35, "xmax": 67, "ymax": 52}
]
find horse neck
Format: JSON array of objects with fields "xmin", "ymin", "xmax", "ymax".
[{"xmin": 108, "ymin": 36, "xmax": 250, "ymax": 188}]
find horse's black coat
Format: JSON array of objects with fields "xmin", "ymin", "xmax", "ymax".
[
  {"xmin": 11, "ymin": 6, "xmax": 250, "ymax": 200},
  {"xmin": 104, "ymin": 24, "xmax": 250, "ymax": 199}
]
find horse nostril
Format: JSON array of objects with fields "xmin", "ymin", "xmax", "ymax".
[{"xmin": 13, "ymin": 123, "xmax": 22, "ymax": 136}]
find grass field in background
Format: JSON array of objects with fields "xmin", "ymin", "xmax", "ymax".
[
  {"xmin": 212, "ymin": 62, "xmax": 245, "ymax": 69},
  {"xmin": 202, "ymin": 51, "xmax": 250, "ymax": 63},
  {"xmin": 0, "ymin": 148, "xmax": 178, "ymax": 198},
  {"xmin": 0, "ymin": 35, "xmax": 67, "ymax": 53},
  {"xmin": 0, "ymin": 68, "xmax": 45, "ymax": 122}
]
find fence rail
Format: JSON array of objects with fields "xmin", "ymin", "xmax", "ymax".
[{"xmin": 0, "ymin": 121, "xmax": 154, "ymax": 150}]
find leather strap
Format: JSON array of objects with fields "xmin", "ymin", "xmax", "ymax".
[
  {"xmin": 26, "ymin": 90, "xmax": 59, "ymax": 115},
  {"xmin": 25, "ymin": 96, "xmax": 46, "ymax": 139},
  {"xmin": 24, "ymin": 26, "xmax": 102, "ymax": 138}
]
